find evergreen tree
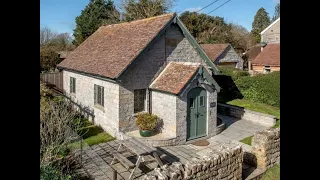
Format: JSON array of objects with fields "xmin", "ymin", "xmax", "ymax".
[
  {"xmin": 272, "ymin": 3, "xmax": 280, "ymax": 22},
  {"xmin": 73, "ymin": 0, "xmax": 120, "ymax": 46},
  {"xmin": 251, "ymin": 8, "xmax": 271, "ymax": 43}
]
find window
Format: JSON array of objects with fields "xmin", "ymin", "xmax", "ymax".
[
  {"xmin": 70, "ymin": 77, "xmax": 76, "ymax": 94},
  {"xmin": 94, "ymin": 84, "xmax": 104, "ymax": 107},
  {"xmin": 199, "ymin": 96, "xmax": 204, "ymax": 106},
  {"xmin": 134, "ymin": 89, "xmax": 146, "ymax": 113},
  {"xmin": 264, "ymin": 66, "xmax": 271, "ymax": 73},
  {"xmin": 189, "ymin": 98, "xmax": 194, "ymax": 108}
]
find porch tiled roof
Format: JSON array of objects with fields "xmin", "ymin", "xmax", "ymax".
[{"xmin": 150, "ymin": 62, "xmax": 200, "ymax": 95}]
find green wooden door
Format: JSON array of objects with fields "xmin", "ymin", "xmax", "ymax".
[{"xmin": 187, "ymin": 87, "xmax": 207, "ymax": 140}]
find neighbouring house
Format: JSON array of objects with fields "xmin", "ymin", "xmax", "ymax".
[
  {"xmin": 57, "ymin": 13, "xmax": 222, "ymax": 146},
  {"xmin": 245, "ymin": 44, "xmax": 261, "ymax": 71},
  {"xmin": 200, "ymin": 44, "xmax": 244, "ymax": 70},
  {"xmin": 260, "ymin": 18, "xmax": 280, "ymax": 44},
  {"xmin": 249, "ymin": 18, "xmax": 280, "ymax": 73},
  {"xmin": 57, "ymin": 51, "xmax": 70, "ymax": 61},
  {"xmin": 250, "ymin": 44, "xmax": 280, "ymax": 74}
]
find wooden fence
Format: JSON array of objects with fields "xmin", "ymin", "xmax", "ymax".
[{"xmin": 40, "ymin": 72, "xmax": 63, "ymax": 93}]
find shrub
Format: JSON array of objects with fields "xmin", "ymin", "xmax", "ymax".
[
  {"xmin": 235, "ymin": 71, "xmax": 280, "ymax": 108},
  {"xmin": 136, "ymin": 112, "xmax": 158, "ymax": 130},
  {"xmin": 40, "ymin": 164, "xmax": 74, "ymax": 180},
  {"xmin": 218, "ymin": 67, "xmax": 250, "ymax": 81}
]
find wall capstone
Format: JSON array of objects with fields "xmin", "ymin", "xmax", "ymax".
[{"xmin": 142, "ymin": 143, "xmax": 243, "ymax": 180}]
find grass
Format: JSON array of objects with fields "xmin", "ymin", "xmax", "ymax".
[
  {"xmin": 227, "ymin": 99, "xmax": 280, "ymax": 128},
  {"xmin": 240, "ymin": 136, "xmax": 253, "ymax": 145},
  {"xmin": 69, "ymin": 118, "xmax": 115, "ymax": 148},
  {"xmin": 262, "ymin": 164, "xmax": 280, "ymax": 180}
]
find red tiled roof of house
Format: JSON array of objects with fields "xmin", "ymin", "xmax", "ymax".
[
  {"xmin": 150, "ymin": 62, "xmax": 200, "ymax": 95},
  {"xmin": 252, "ymin": 44, "xmax": 280, "ymax": 66},
  {"xmin": 200, "ymin": 44, "xmax": 229, "ymax": 62},
  {"xmin": 246, "ymin": 45, "xmax": 261, "ymax": 61},
  {"xmin": 57, "ymin": 13, "xmax": 175, "ymax": 79}
]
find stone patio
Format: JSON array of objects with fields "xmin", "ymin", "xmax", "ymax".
[{"xmin": 76, "ymin": 114, "xmax": 269, "ymax": 179}]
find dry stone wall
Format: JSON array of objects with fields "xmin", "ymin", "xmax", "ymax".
[
  {"xmin": 142, "ymin": 144, "xmax": 243, "ymax": 180},
  {"xmin": 217, "ymin": 103, "xmax": 276, "ymax": 127},
  {"xmin": 251, "ymin": 128, "xmax": 280, "ymax": 169}
]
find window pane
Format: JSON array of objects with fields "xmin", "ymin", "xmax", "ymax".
[
  {"xmin": 70, "ymin": 78, "xmax": 72, "ymax": 93},
  {"xmin": 97, "ymin": 86, "xmax": 101, "ymax": 105},
  {"xmin": 94, "ymin": 85, "xmax": 97, "ymax": 104},
  {"xmin": 200, "ymin": 96, "xmax": 204, "ymax": 106},
  {"xmin": 101, "ymin": 87, "xmax": 104, "ymax": 107},
  {"xmin": 73, "ymin": 78, "xmax": 76, "ymax": 93},
  {"xmin": 134, "ymin": 89, "xmax": 146, "ymax": 113},
  {"xmin": 70, "ymin": 77, "xmax": 76, "ymax": 93},
  {"xmin": 190, "ymin": 98, "xmax": 194, "ymax": 108}
]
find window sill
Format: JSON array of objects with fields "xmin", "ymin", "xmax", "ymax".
[
  {"xmin": 94, "ymin": 104, "xmax": 105, "ymax": 112},
  {"xmin": 133, "ymin": 111, "xmax": 148, "ymax": 117},
  {"xmin": 70, "ymin": 93, "xmax": 76, "ymax": 97}
]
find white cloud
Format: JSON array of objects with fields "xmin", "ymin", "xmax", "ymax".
[
  {"xmin": 272, "ymin": 0, "xmax": 280, "ymax": 3},
  {"xmin": 184, "ymin": 7, "xmax": 202, "ymax": 12}
]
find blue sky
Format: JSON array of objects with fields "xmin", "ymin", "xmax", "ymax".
[{"xmin": 40, "ymin": 0, "xmax": 280, "ymax": 34}]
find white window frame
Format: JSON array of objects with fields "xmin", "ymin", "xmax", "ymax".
[
  {"xmin": 70, "ymin": 77, "xmax": 76, "ymax": 94},
  {"xmin": 94, "ymin": 84, "xmax": 104, "ymax": 107}
]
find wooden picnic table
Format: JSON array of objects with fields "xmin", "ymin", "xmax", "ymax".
[{"xmin": 111, "ymin": 137, "xmax": 163, "ymax": 180}]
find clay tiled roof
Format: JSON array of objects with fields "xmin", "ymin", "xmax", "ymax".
[
  {"xmin": 200, "ymin": 44, "xmax": 229, "ymax": 62},
  {"xmin": 57, "ymin": 13, "xmax": 175, "ymax": 79},
  {"xmin": 246, "ymin": 45, "xmax": 261, "ymax": 61},
  {"xmin": 252, "ymin": 44, "xmax": 280, "ymax": 66},
  {"xmin": 150, "ymin": 62, "xmax": 200, "ymax": 95}
]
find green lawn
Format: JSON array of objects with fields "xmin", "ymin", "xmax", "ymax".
[
  {"xmin": 227, "ymin": 99, "xmax": 280, "ymax": 145},
  {"xmin": 262, "ymin": 164, "xmax": 280, "ymax": 180},
  {"xmin": 240, "ymin": 135, "xmax": 253, "ymax": 145},
  {"xmin": 227, "ymin": 99, "xmax": 280, "ymax": 128},
  {"xmin": 69, "ymin": 119, "xmax": 115, "ymax": 148}
]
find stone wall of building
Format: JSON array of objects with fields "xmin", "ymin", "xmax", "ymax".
[
  {"xmin": 261, "ymin": 19, "xmax": 280, "ymax": 44},
  {"xmin": 252, "ymin": 128, "xmax": 280, "ymax": 169},
  {"xmin": 217, "ymin": 46, "xmax": 244, "ymax": 70},
  {"xmin": 151, "ymin": 90, "xmax": 177, "ymax": 137},
  {"xmin": 63, "ymin": 70, "xmax": 120, "ymax": 137},
  {"xmin": 118, "ymin": 23, "xmax": 215, "ymax": 133},
  {"xmin": 217, "ymin": 103, "xmax": 276, "ymax": 127},
  {"xmin": 142, "ymin": 144, "xmax": 243, "ymax": 180}
]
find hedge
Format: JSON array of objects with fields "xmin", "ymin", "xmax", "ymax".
[
  {"xmin": 218, "ymin": 66, "xmax": 250, "ymax": 81},
  {"xmin": 217, "ymin": 67, "xmax": 280, "ymax": 108},
  {"xmin": 235, "ymin": 71, "xmax": 280, "ymax": 108}
]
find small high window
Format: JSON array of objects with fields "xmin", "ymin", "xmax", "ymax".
[
  {"xmin": 94, "ymin": 84, "xmax": 104, "ymax": 107},
  {"xmin": 70, "ymin": 77, "xmax": 76, "ymax": 94}
]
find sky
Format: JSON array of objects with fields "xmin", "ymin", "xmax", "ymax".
[{"xmin": 40, "ymin": 0, "xmax": 280, "ymax": 35}]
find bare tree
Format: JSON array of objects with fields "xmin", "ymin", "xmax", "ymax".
[
  {"xmin": 48, "ymin": 33, "xmax": 75, "ymax": 51},
  {"xmin": 230, "ymin": 23, "xmax": 255, "ymax": 53},
  {"xmin": 120, "ymin": 0, "xmax": 175, "ymax": 21},
  {"xmin": 40, "ymin": 95, "xmax": 85, "ymax": 165},
  {"xmin": 40, "ymin": 27, "xmax": 57, "ymax": 46}
]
